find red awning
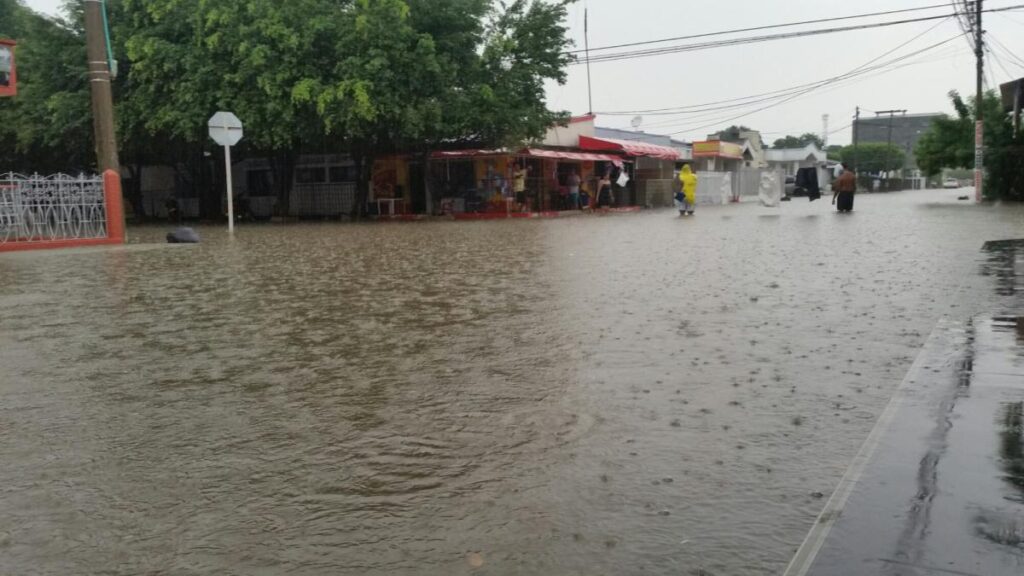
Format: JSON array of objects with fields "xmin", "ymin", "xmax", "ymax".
[
  {"xmin": 430, "ymin": 147, "xmax": 623, "ymax": 165},
  {"xmin": 578, "ymin": 136, "xmax": 681, "ymax": 161},
  {"xmin": 521, "ymin": 148, "xmax": 624, "ymax": 164},
  {"xmin": 430, "ymin": 149, "xmax": 509, "ymax": 159}
]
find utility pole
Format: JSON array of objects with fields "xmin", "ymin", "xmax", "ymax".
[
  {"xmin": 876, "ymin": 109, "xmax": 907, "ymax": 188},
  {"xmin": 973, "ymin": 0, "xmax": 984, "ymax": 202},
  {"xmin": 584, "ymin": 5, "xmax": 593, "ymax": 115},
  {"xmin": 852, "ymin": 106, "xmax": 860, "ymax": 176},
  {"xmin": 84, "ymin": 0, "xmax": 120, "ymax": 174},
  {"xmin": 822, "ymin": 114, "xmax": 829, "ymax": 147}
]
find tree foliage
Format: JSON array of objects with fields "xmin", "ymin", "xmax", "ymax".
[
  {"xmin": 838, "ymin": 142, "xmax": 906, "ymax": 174},
  {"xmin": 0, "ymin": 0, "xmax": 93, "ymax": 173},
  {"xmin": 772, "ymin": 133, "xmax": 824, "ymax": 149},
  {"xmin": 710, "ymin": 125, "xmax": 752, "ymax": 143},
  {"xmin": 915, "ymin": 90, "xmax": 1023, "ymax": 199},
  {"xmin": 2, "ymin": 0, "xmax": 575, "ymax": 216}
]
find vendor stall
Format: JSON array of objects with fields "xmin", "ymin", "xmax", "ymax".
[{"xmin": 429, "ymin": 148, "xmax": 625, "ymax": 215}]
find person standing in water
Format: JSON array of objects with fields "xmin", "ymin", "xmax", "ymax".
[
  {"xmin": 512, "ymin": 163, "xmax": 528, "ymax": 212},
  {"xmin": 676, "ymin": 164, "xmax": 697, "ymax": 216},
  {"xmin": 832, "ymin": 163, "xmax": 856, "ymax": 213},
  {"xmin": 596, "ymin": 169, "xmax": 614, "ymax": 208},
  {"xmin": 567, "ymin": 169, "xmax": 581, "ymax": 209}
]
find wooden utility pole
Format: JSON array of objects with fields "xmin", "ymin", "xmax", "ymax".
[
  {"xmin": 584, "ymin": 6, "xmax": 593, "ymax": 114},
  {"xmin": 974, "ymin": 0, "xmax": 984, "ymax": 201},
  {"xmin": 84, "ymin": 0, "xmax": 120, "ymax": 174},
  {"xmin": 852, "ymin": 106, "xmax": 860, "ymax": 172}
]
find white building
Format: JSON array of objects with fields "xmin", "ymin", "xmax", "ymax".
[{"xmin": 764, "ymin": 143, "xmax": 829, "ymax": 176}]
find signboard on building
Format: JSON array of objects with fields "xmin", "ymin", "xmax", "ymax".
[
  {"xmin": 0, "ymin": 39, "xmax": 16, "ymax": 97},
  {"xmin": 692, "ymin": 140, "xmax": 744, "ymax": 159}
]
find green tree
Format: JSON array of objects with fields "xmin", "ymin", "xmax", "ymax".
[
  {"xmin": 0, "ymin": 0, "xmax": 93, "ymax": 173},
  {"xmin": 772, "ymin": 132, "xmax": 824, "ymax": 149},
  {"xmin": 295, "ymin": 0, "xmax": 447, "ymax": 217},
  {"xmin": 296, "ymin": 0, "xmax": 574, "ymax": 217},
  {"xmin": 472, "ymin": 0, "xmax": 574, "ymax": 147},
  {"xmin": 915, "ymin": 90, "xmax": 1023, "ymax": 199},
  {"xmin": 710, "ymin": 125, "xmax": 752, "ymax": 143},
  {"xmin": 121, "ymin": 0, "xmax": 339, "ymax": 216},
  {"xmin": 839, "ymin": 142, "xmax": 905, "ymax": 174},
  {"xmin": 825, "ymin": 144, "xmax": 843, "ymax": 161}
]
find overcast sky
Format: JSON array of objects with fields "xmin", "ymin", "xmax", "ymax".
[{"xmin": 23, "ymin": 0, "xmax": 1024, "ymax": 145}]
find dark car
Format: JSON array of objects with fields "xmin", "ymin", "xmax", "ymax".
[{"xmin": 785, "ymin": 175, "xmax": 795, "ymax": 198}]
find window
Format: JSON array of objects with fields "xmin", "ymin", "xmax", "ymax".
[{"xmin": 295, "ymin": 167, "xmax": 326, "ymax": 184}]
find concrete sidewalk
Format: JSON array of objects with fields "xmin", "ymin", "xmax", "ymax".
[{"xmin": 786, "ymin": 315, "xmax": 1024, "ymax": 576}]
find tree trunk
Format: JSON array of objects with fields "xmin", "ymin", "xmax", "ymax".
[
  {"xmin": 420, "ymin": 150, "xmax": 434, "ymax": 215},
  {"xmin": 352, "ymin": 152, "xmax": 373, "ymax": 220},
  {"xmin": 127, "ymin": 161, "xmax": 145, "ymax": 220},
  {"xmin": 269, "ymin": 149, "xmax": 296, "ymax": 217}
]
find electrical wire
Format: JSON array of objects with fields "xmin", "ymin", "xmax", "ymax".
[
  {"xmin": 637, "ymin": 47, "xmax": 963, "ymax": 131},
  {"xmin": 986, "ymin": 33, "xmax": 1024, "ymax": 69},
  {"xmin": 567, "ymin": 2, "xmax": 962, "ymax": 55},
  {"xmin": 634, "ymin": 44, "xmax": 965, "ymax": 131},
  {"xmin": 662, "ymin": 33, "xmax": 968, "ymax": 137},
  {"xmin": 596, "ymin": 17, "xmax": 952, "ymax": 118},
  {"xmin": 635, "ymin": 46, "xmax": 963, "ymax": 133},
  {"xmin": 571, "ymin": 4, "xmax": 1024, "ymax": 66},
  {"xmin": 632, "ymin": 32, "xmax": 965, "ymax": 132},
  {"xmin": 952, "ymin": 0, "xmax": 976, "ymax": 51},
  {"xmin": 987, "ymin": 47, "xmax": 1015, "ymax": 81}
]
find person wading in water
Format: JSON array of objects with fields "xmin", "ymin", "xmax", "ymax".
[{"xmin": 832, "ymin": 163, "xmax": 856, "ymax": 213}]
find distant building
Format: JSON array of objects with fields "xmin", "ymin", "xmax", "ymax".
[
  {"xmin": 854, "ymin": 113, "xmax": 943, "ymax": 170},
  {"xmin": 765, "ymin": 143, "xmax": 828, "ymax": 176},
  {"xmin": 593, "ymin": 126, "xmax": 693, "ymax": 161}
]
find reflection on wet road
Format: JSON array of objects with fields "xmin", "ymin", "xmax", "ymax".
[{"xmin": 1, "ymin": 190, "xmax": 1023, "ymax": 575}]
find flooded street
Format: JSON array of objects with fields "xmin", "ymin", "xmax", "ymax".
[{"xmin": 2, "ymin": 189, "xmax": 1023, "ymax": 575}]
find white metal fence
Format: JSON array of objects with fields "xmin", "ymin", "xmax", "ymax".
[{"xmin": 0, "ymin": 173, "xmax": 108, "ymax": 243}]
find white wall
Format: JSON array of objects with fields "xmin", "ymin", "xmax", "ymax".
[{"xmin": 542, "ymin": 117, "xmax": 595, "ymax": 147}]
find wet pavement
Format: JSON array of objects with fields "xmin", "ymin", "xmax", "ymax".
[
  {"xmin": 787, "ymin": 315, "xmax": 1024, "ymax": 576},
  {"xmin": 788, "ymin": 238, "xmax": 1024, "ymax": 576},
  {"xmin": 1, "ymin": 189, "xmax": 1023, "ymax": 575}
]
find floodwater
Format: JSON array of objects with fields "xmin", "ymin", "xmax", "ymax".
[{"xmin": 1, "ymin": 189, "xmax": 1023, "ymax": 575}]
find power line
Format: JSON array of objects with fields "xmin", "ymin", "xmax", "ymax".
[
  {"xmin": 638, "ymin": 46, "xmax": 962, "ymax": 131},
  {"xmin": 567, "ymin": 2, "xmax": 961, "ymax": 55},
  {"xmin": 571, "ymin": 4, "xmax": 1024, "ymax": 66},
  {"xmin": 641, "ymin": 46, "xmax": 962, "ymax": 133},
  {"xmin": 986, "ymin": 33, "xmax": 1024, "ymax": 69},
  {"xmin": 636, "ymin": 43, "xmax": 965, "ymax": 132},
  {"xmin": 663, "ymin": 33, "xmax": 968, "ymax": 137},
  {"xmin": 597, "ymin": 16, "xmax": 953, "ymax": 118},
  {"xmin": 634, "ymin": 31, "xmax": 965, "ymax": 132},
  {"xmin": 987, "ymin": 46, "xmax": 1014, "ymax": 81}
]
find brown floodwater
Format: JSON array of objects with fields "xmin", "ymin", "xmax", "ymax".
[{"xmin": 2, "ymin": 190, "xmax": 1023, "ymax": 575}]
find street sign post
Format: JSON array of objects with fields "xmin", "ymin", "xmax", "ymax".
[{"xmin": 208, "ymin": 111, "xmax": 243, "ymax": 233}]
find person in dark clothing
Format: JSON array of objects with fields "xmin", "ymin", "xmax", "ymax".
[
  {"xmin": 833, "ymin": 163, "xmax": 856, "ymax": 213},
  {"xmin": 596, "ymin": 170, "xmax": 614, "ymax": 208}
]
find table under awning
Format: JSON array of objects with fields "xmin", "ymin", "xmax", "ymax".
[{"xmin": 578, "ymin": 136, "xmax": 681, "ymax": 161}]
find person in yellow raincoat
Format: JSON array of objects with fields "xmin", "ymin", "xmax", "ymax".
[{"xmin": 675, "ymin": 164, "xmax": 697, "ymax": 216}]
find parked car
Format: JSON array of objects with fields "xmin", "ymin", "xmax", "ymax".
[
  {"xmin": 943, "ymin": 177, "xmax": 960, "ymax": 189},
  {"xmin": 784, "ymin": 175, "xmax": 795, "ymax": 197}
]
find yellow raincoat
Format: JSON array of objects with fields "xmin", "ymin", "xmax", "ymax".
[{"xmin": 679, "ymin": 165, "xmax": 697, "ymax": 204}]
